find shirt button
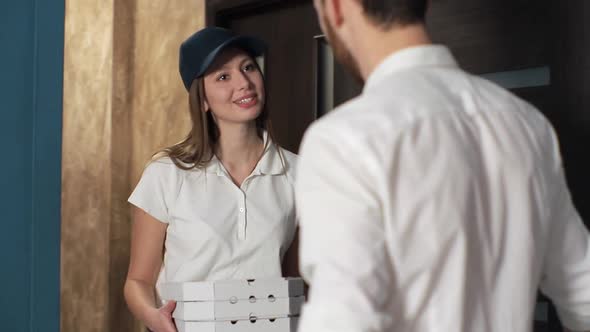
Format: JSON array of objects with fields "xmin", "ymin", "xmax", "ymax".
[{"xmin": 239, "ymin": 207, "xmax": 244, "ymax": 213}]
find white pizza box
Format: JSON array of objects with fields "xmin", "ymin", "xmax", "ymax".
[
  {"xmin": 172, "ymin": 296, "xmax": 304, "ymax": 321},
  {"xmin": 160, "ymin": 278, "xmax": 304, "ymax": 302},
  {"xmin": 175, "ymin": 316, "xmax": 299, "ymax": 332}
]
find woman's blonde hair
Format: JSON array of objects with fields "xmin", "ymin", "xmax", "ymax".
[{"xmin": 156, "ymin": 63, "xmax": 279, "ymax": 171}]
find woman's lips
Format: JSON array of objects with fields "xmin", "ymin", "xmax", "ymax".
[{"xmin": 234, "ymin": 95, "xmax": 258, "ymax": 109}]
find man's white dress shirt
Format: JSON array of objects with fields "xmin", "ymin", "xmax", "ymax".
[{"xmin": 296, "ymin": 45, "xmax": 590, "ymax": 332}]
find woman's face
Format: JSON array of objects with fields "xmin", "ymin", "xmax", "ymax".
[{"xmin": 203, "ymin": 48, "xmax": 265, "ymax": 126}]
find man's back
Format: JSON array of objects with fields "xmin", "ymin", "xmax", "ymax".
[{"xmin": 296, "ymin": 45, "xmax": 590, "ymax": 332}]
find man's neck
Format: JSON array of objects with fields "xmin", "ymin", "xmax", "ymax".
[{"xmin": 354, "ymin": 23, "xmax": 432, "ymax": 81}]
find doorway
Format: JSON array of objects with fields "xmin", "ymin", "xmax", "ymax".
[{"xmin": 206, "ymin": 1, "xmax": 590, "ymax": 331}]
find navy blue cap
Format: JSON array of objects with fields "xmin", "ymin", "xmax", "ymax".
[{"xmin": 179, "ymin": 27, "xmax": 267, "ymax": 91}]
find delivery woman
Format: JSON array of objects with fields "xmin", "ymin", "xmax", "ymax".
[{"xmin": 124, "ymin": 27, "xmax": 299, "ymax": 332}]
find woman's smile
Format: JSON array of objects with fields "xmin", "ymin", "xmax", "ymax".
[{"xmin": 234, "ymin": 93, "xmax": 259, "ymax": 109}]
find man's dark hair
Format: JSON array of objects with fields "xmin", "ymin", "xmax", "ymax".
[{"xmin": 360, "ymin": 0, "xmax": 428, "ymax": 28}]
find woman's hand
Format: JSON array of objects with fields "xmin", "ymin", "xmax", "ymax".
[{"xmin": 146, "ymin": 301, "xmax": 177, "ymax": 332}]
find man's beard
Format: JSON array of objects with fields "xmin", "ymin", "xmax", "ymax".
[{"xmin": 321, "ymin": 11, "xmax": 364, "ymax": 85}]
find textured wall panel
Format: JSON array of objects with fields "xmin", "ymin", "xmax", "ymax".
[
  {"xmin": 61, "ymin": 0, "xmax": 114, "ymax": 330},
  {"xmin": 61, "ymin": 0, "xmax": 204, "ymax": 331},
  {"xmin": 130, "ymin": 1, "xmax": 202, "ymax": 185}
]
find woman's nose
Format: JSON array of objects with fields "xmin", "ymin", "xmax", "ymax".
[{"xmin": 235, "ymin": 71, "xmax": 253, "ymax": 90}]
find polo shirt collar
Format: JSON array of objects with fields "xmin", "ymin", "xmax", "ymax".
[
  {"xmin": 206, "ymin": 131, "xmax": 285, "ymax": 176},
  {"xmin": 255, "ymin": 139, "xmax": 285, "ymax": 175}
]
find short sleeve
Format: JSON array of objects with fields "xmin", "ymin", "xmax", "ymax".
[{"xmin": 128, "ymin": 159, "xmax": 179, "ymax": 224}]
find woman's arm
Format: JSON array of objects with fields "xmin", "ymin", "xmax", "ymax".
[{"xmin": 124, "ymin": 207, "xmax": 176, "ymax": 332}]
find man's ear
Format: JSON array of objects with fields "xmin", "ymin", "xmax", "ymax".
[{"xmin": 324, "ymin": 0, "xmax": 345, "ymax": 28}]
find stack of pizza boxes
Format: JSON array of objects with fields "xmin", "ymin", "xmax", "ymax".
[{"xmin": 160, "ymin": 278, "xmax": 305, "ymax": 332}]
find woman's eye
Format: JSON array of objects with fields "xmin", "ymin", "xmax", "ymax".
[
  {"xmin": 243, "ymin": 64, "xmax": 255, "ymax": 72},
  {"xmin": 217, "ymin": 74, "xmax": 229, "ymax": 81}
]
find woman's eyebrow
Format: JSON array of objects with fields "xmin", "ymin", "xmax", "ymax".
[
  {"xmin": 239, "ymin": 57, "xmax": 252, "ymax": 66},
  {"xmin": 216, "ymin": 58, "xmax": 250, "ymax": 70}
]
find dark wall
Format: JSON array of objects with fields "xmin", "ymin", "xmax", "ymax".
[{"xmin": 0, "ymin": 1, "xmax": 64, "ymax": 331}]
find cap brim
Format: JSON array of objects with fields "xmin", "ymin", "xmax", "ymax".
[{"xmin": 197, "ymin": 36, "xmax": 267, "ymax": 78}]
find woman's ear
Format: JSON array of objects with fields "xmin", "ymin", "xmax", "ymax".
[{"xmin": 203, "ymin": 99, "xmax": 210, "ymax": 112}]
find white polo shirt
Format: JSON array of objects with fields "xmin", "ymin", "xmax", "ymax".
[
  {"xmin": 296, "ymin": 45, "xmax": 590, "ymax": 332},
  {"xmin": 129, "ymin": 141, "xmax": 297, "ymax": 284}
]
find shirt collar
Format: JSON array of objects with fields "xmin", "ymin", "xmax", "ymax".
[
  {"xmin": 206, "ymin": 131, "xmax": 285, "ymax": 177},
  {"xmin": 364, "ymin": 45, "xmax": 458, "ymax": 92},
  {"xmin": 255, "ymin": 141, "xmax": 285, "ymax": 175}
]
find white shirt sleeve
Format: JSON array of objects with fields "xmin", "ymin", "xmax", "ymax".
[
  {"xmin": 128, "ymin": 159, "xmax": 178, "ymax": 224},
  {"xmin": 540, "ymin": 163, "xmax": 590, "ymax": 331},
  {"xmin": 296, "ymin": 124, "xmax": 395, "ymax": 332}
]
